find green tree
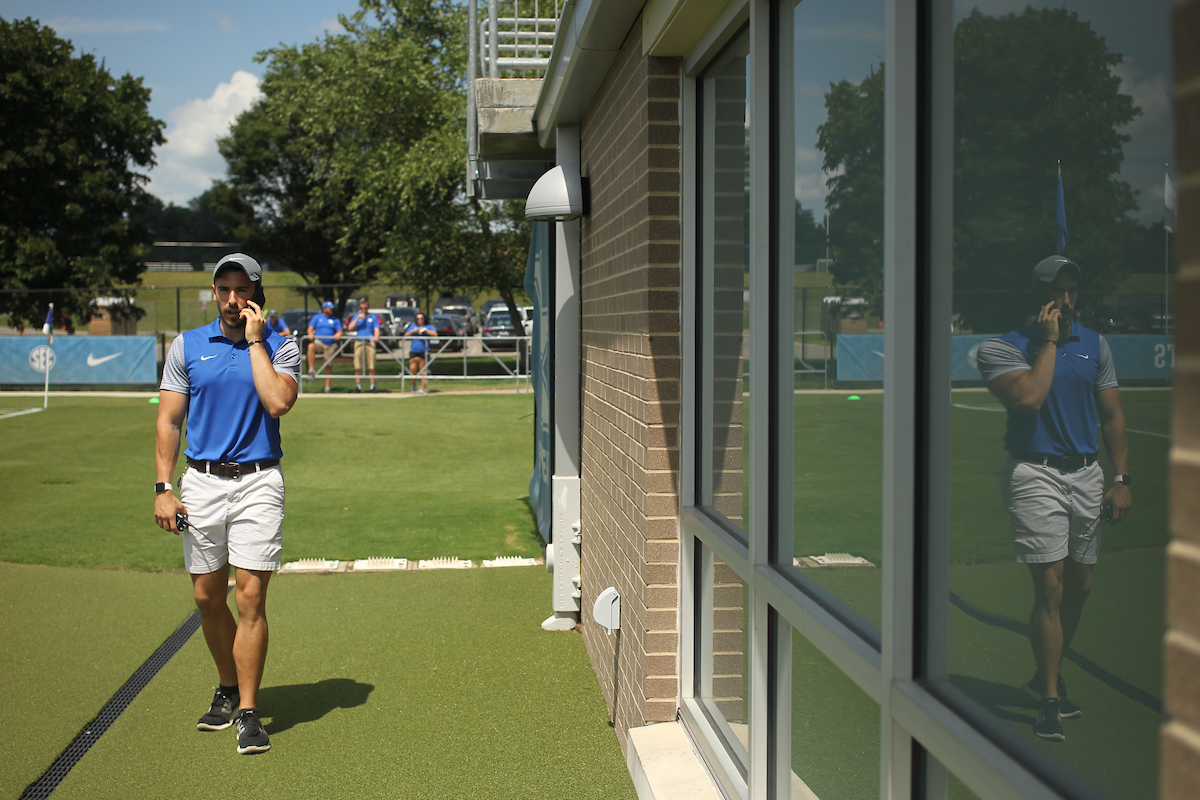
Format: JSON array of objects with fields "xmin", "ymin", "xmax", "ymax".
[
  {"xmin": 953, "ymin": 7, "xmax": 1139, "ymax": 331},
  {"xmin": 215, "ymin": 0, "xmax": 492, "ymax": 315},
  {"xmin": 818, "ymin": 65, "xmax": 884, "ymax": 307},
  {"xmin": 0, "ymin": 18, "xmax": 164, "ymax": 331},
  {"xmin": 817, "ymin": 7, "xmax": 1143, "ymax": 331}
]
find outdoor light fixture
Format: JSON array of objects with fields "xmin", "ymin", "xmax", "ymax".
[
  {"xmin": 592, "ymin": 586, "xmax": 621, "ymax": 634},
  {"xmin": 525, "ymin": 163, "xmax": 587, "ymax": 221}
]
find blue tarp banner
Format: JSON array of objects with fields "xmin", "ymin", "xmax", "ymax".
[
  {"xmin": 0, "ymin": 336, "xmax": 158, "ymax": 384},
  {"xmin": 837, "ymin": 333, "xmax": 1174, "ymax": 383}
]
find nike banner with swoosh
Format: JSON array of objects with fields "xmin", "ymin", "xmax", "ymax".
[
  {"xmin": 0, "ymin": 336, "xmax": 156, "ymax": 384},
  {"xmin": 835, "ymin": 333, "xmax": 1174, "ymax": 382}
]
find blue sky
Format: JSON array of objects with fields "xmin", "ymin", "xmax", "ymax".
[{"xmin": 3, "ymin": 0, "xmax": 363, "ymax": 204}]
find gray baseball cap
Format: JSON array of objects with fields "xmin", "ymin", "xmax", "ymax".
[
  {"xmin": 1032, "ymin": 255, "xmax": 1080, "ymax": 283},
  {"xmin": 212, "ymin": 253, "xmax": 262, "ymax": 283}
]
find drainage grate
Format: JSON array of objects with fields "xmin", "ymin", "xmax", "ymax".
[
  {"xmin": 21, "ymin": 607, "xmax": 205, "ymax": 799},
  {"xmin": 482, "ymin": 556, "xmax": 538, "ymax": 568},
  {"xmin": 417, "ymin": 557, "xmax": 473, "ymax": 570}
]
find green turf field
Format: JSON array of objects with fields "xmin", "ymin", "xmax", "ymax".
[
  {"xmin": 0, "ymin": 394, "xmax": 540, "ymax": 569},
  {"xmin": 0, "ymin": 563, "xmax": 635, "ymax": 800}
]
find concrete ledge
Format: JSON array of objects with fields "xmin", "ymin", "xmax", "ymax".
[{"xmin": 627, "ymin": 722, "xmax": 722, "ymax": 800}]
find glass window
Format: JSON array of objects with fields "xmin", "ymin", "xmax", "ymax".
[
  {"xmin": 697, "ymin": 546, "xmax": 750, "ymax": 772},
  {"xmin": 782, "ymin": 0, "xmax": 886, "ymax": 632},
  {"xmin": 940, "ymin": 1, "xmax": 1173, "ymax": 796},
  {"xmin": 699, "ymin": 26, "xmax": 752, "ymax": 541},
  {"xmin": 790, "ymin": 626, "xmax": 880, "ymax": 800}
]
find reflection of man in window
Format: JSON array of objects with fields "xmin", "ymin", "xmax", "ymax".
[{"xmin": 976, "ymin": 255, "xmax": 1132, "ymax": 742}]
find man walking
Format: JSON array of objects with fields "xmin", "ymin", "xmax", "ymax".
[
  {"xmin": 348, "ymin": 298, "xmax": 381, "ymax": 392},
  {"xmin": 307, "ymin": 301, "xmax": 343, "ymax": 393},
  {"xmin": 153, "ymin": 253, "xmax": 300, "ymax": 754},
  {"xmin": 976, "ymin": 255, "xmax": 1132, "ymax": 742}
]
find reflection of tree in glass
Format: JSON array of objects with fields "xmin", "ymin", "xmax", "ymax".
[{"xmin": 818, "ymin": 8, "xmax": 1145, "ymax": 333}]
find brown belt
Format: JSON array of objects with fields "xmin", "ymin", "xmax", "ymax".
[
  {"xmin": 1012, "ymin": 453, "xmax": 1096, "ymax": 473},
  {"xmin": 187, "ymin": 458, "xmax": 280, "ymax": 479}
]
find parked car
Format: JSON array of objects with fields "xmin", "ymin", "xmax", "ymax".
[
  {"xmin": 385, "ymin": 293, "xmax": 419, "ymax": 309},
  {"xmin": 390, "ymin": 305, "xmax": 418, "ymax": 334},
  {"xmin": 438, "ymin": 305, "xmax": 478, "ymax": 335},
  {"xmin": 482, "ymin": 311, "xmax": 518, "ymax": 349},
  {"xmin": 430, "ymin": 314, "xmax": 465, "ymax": 351},
  {"xmin": 519, "ymin": 305, "xmax": 534, "ymax": 335},
  {"xmin": 434, "ymin": 295, "xmax": 473, "ymax": 313},
  {"xmin": 280, "ymin": 309, "xmax": 309, "ymax": 335},
  {"xmin": 479, "ymin": 299, "xmax": 507, "ymax": 320}
]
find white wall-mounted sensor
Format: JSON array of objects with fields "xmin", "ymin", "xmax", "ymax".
[
  {"xmin": 525, "ymin": 163, "xmax": 585, "ymax": 221},
  {"xmin": 593, "ymin": 586, "xmax": 621, "ymax": 634}
]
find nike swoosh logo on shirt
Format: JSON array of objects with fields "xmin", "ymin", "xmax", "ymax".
[
  {"xmin": 201, "ymin": 354, "xmax": 219, "ymax": 361},
  {"xmin": 86, "ymin": 353, "xmax": 123, "ymax": 367},
  {"xmin": 1077, "ymin": 354, "xmax": 1089, "ymax": 359}
]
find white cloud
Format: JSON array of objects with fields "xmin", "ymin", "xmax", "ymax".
[
  {"xmin": 46, "ymin": 17, "xmax": 168, "ymax": 35},
  {"xmin": 219, "ymin": 16, "xmax": 238, "ymax": 32},
  {"xmin": 311, "ymin": 17, "xmax": 347, "ymax": 36},
  {"xmin": 795, "ymin": 23, "xmax": 882, "ymax": 42},
  {"xmin": 147, "ymin": 71, "xmax": 263, "ymax": 205},
  {"xmin": 1112, "ymin": 61, "xmax": 1170, "ymax": 137}
]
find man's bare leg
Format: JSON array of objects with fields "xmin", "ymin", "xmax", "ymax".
[
  {"xmin": 1059, "ymin": 559, "xmax": 1092, "ymax": 661},
  {"xmin": 192, "ymin": 567, "xmax": 237, "ymax": 687},
  {"xmin": 1027, "ymin": 560, "xmax": 1066, "ymax": 698},
  {"xmin": 233, "ymin": 567, "xmax": 272, "ymax": 710}
]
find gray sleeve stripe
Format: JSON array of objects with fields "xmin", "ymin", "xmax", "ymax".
[
  {"xmin": 272, "ymin": 338, "xmax": 302, "ymax": 380},
  {"xmin": 1096, "ymin": 335, "xmax": 1118, "ymax": 390},
  {"xmin": 159, "ymin": 336, "xmax": 188, "ymax": 393}
]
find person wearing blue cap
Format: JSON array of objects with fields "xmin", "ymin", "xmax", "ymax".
[
  {"xmin": 976, "ymin": 255, "xmax": 1132, "ymax": 743},
  {"xmin": 153, "ymin": 253, "xmax": 301, "ymax": 754},
  {"xmin": 265, "ymin": 309, "xmax": 290, "ymax": 338},
  {"xmin": 306, "ymin": 301, "xmax": 343, "ymax": 393}
]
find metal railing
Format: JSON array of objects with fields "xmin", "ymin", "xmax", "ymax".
[
  {"xmin": 476, "ymin": 0, "xmax": 561, "ymax": 78},
  {"xmin": 297, "ymin": 334, "xmax": 532, "ymax": 393}
]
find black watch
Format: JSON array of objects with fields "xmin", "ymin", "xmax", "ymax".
[
  {"xmin": 155, "ymin": 482, "xmax": 173, "ymax": 494},
  {"xmin": 1113, "ymin": 474, "xmax": 1132, "ymax": 487}
]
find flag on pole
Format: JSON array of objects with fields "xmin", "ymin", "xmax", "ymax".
[
  {"xmin": 1166, "ymin": 172, "xmax": 1177, "ymax": 234},
  {"xmin": 1055, "ymin": 164, "xmax": 1068, "ymax": 255},
  {"xmin": 42, "ymin": 303, "xmax": 54, "ymax": 343}
]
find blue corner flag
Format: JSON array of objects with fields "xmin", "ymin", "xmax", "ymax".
[
  {"xmin": 42, "ymin": 304, "xmax": 54, "ymax": 337},
  {"xmin": 1055, "ymin": 165, "xmax": 1068, "ymax": 255}
]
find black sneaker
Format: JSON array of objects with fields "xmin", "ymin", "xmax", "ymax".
[
  {"xmin": 235, "ymin": 708, "xmax": 271, "ymax": 754},
  {"xmin": 197, "ymin": 688, "xmax": 239, "ymax": 731},
  {"xmin": 1022, "ymin": 673, "xmax": 1081, "ymax": 718},
  {"xmin": 1034, "ymin": 698, "xmax": 1065, "ymax": 741}
]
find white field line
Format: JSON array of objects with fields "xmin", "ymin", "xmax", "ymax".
[
  {"xmin": 952, "ymin": 403, "xmax": 1168, "ymax": 438},
  {"xmin": 0, "ymin": 408, "xmax": 43, "ymax": 420}
]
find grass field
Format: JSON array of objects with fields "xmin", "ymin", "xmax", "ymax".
[
  {"xmin": 0, "ymin": 386, "xmax": 1171, "ymax": 799},
  {"xmin": 0, "ymin": 394, "xmax": 539, "ymax": 569},
  {"xmin": 0, "ymin": 563, "xmax": 635, "ymax": 800}
]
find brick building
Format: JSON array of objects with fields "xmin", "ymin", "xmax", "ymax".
[{"xmin": 472, "ymin": 0, "xmax": 1196, "ymax": 797}]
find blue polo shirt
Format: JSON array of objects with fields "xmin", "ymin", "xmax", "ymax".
[
  {"xmin": 160, "ymin": 319, "xmax": 301, "ymax": 462},
  {"xmin": 353, "ymin": 313, "xmax": 381, "ymax": 340},
  {"xmin": 266, "ymin": 317, "xmax": 289, "ymax": 335},
  {"xmin": 977, "ymin": 321, "xmax": 1118, "ymax": 457},
  {"xmin": 309, "ymin": 313, "xmax": 342, "ymax": 344},
  {"xmin": 405, "ymin": 322, "xmax": 433, "ymax": 355}
]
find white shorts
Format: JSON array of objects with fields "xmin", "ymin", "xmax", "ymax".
[
  {"xmin": 179, "ymin": 465, "xmax": 285, "ymax": 574},
  {"xmin": 1000, "ymin": 458, "xmax": 1104, "ymax": 565}
]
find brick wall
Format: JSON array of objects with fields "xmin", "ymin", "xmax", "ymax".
[
  {"xmin": 577, "ymin": 15, "xmax": 683, "ymax": 748},
  {"xmin": 1162, "ymin": 2, "xmax": 1200, "ymax": 797}
]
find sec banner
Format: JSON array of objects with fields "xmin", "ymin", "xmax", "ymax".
[{"xmin": 0, "ymin": 336, "xmax": 157, "ymax": 384}]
